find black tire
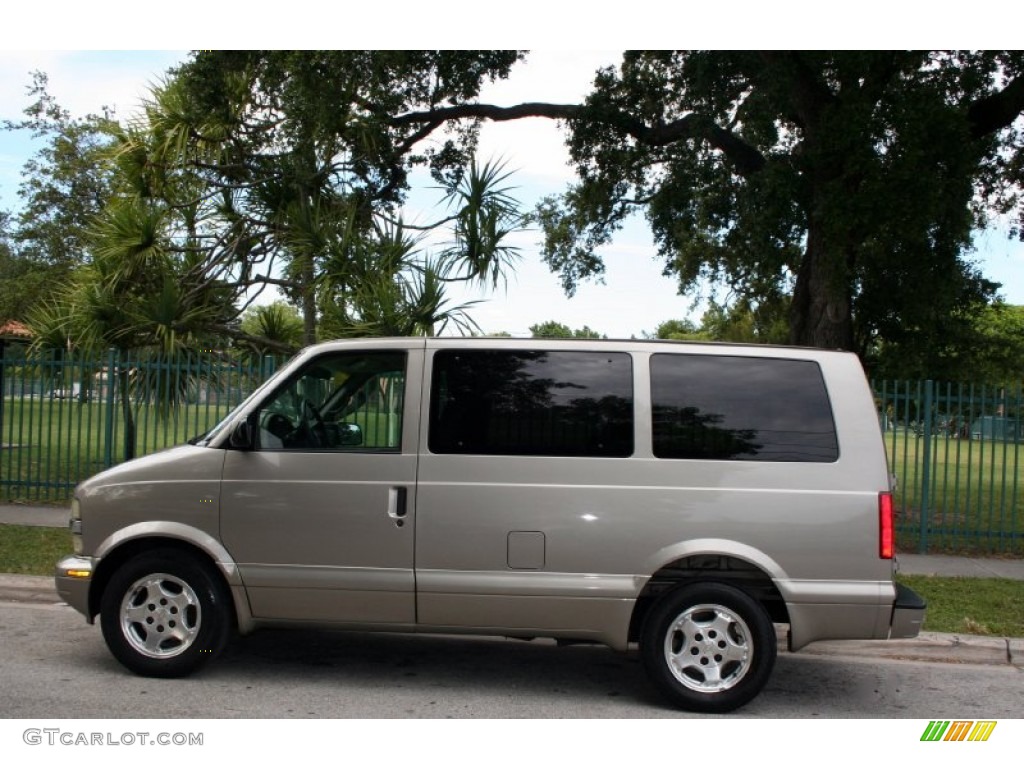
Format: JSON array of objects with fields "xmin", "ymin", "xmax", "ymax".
[
  {"xmin": 640, "ymin": 582, "xmax": 776, "ymax": 713},
  {"xmin": 100, "ymin": 549, "xmax": 232, "ymax": 678}
]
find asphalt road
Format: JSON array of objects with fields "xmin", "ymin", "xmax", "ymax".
[{"xmin": 2, "ymin": 600, "xmax": 1021, "ymax": 719}]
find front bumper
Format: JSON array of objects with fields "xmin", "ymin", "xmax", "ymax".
[
  {"xmin": 890, "ymin": 582, "xmax": 927, "ymax": 638},
  {"xmin": 55, "ymin": 554, "xmax": 95, "ymax": 623}
]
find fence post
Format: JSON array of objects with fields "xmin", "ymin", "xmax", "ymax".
[
  {"xmin": 262, "ymin": 355, "xmax": 276, "ymax": 380},
  {"xmin": 103, "ymin": 347, "xmax": 116, "ymax": 469},
  {"xmin": 918, "ymin": 379, "xmax": 934, "ymax": 553}
]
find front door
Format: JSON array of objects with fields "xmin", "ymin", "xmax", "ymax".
[{"xmin": 220, "ymin": 343, "xmax": 421, "ymax": 625}]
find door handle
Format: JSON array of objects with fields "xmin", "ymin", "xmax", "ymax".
[{"xmin": 387, "ymin": 487, "xmax": 408, "ymax": 526}]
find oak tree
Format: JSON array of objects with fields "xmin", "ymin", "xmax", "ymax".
[{"xmin": 396, "ymin": 51, "xmax": 1024, "ymax": 356}]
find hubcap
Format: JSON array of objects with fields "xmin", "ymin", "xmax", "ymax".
[
  {"xmin": 663, "ymin": 603, "xmax": 752, "ymax": 693},
  {"xmin": 120, "ymin": 573, "xmax": 201, "ymax": 659}
]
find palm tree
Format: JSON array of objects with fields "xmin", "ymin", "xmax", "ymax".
[
  {"xmin": 238, "ymin": 302, "xmax": 304, "ymax": 360},
  {"xmin": 28, "ymin": 198, "xmax": 234, "ymax": 462},
  {"xmin": 440, "ymin": 158, "xmax": 523, "ymax": 290},
  {"xmin": 318, "ymin": 217, "xmax": 486, "ymax": 339},
  {"xmin": 110, "ymin": 73, "xmax": 529, "ymax": 346}
]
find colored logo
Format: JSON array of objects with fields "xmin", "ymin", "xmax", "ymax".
[{"xmin": 920, "ymin": 720, "xmax": 997, "ymax": 742}]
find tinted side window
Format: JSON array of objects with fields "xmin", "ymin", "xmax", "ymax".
[
  {"xmin": 650, "ymin": 354, "xmax": 838, "ymax": 462},
  {"xmin": 430, "ymin": 350, "xmax": 634, "ymax": 457}
]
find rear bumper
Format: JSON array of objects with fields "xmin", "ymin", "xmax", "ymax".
[
  {"xmin": 890, "ymin": 581, "xmax": 927, "ymax": 639},
  {"xmin": 786, "ymin": 580, "xmax": 927, "ymax": 651}
]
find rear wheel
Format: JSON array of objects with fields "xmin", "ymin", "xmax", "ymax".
[
  {"xmin": 641, "ymin": 582, "xmax": 776, "ymax": 713},
  {"xmin": 100, "ymin": 549, "xmax": 231, "ymax": 677}
]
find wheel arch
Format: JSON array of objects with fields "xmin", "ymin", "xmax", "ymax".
[
  {"xmin": 630, "ymin": 540, "xmax": 790, "ymax": 644},
  {"xmin": 88, "ymin": 524, "xmax": 252, "ymax": 633}
]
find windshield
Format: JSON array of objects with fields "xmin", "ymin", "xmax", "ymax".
[{"xmin": 193, "ymin": 352, "xmax": 302, "ymax": 447}]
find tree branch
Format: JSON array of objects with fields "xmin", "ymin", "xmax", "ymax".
[
  {"xmin": 394, "ymin": 102, "xmax": 766, "ymax": 177},
  {"xmin": 756, "ymin": 51, "xmax": 836, "ymax": 133},
  {"xmin": 393, "ymin": 102, "xmax": 580, "ymax": 126},
  {"xmin": 968, "ymin": 74, "xmax": 1024, "ymax": 138},
  {"xmin": 226, "ymin": 274, "xmax": 299, "ymax": 290},
  {"xmin": 207, "ymin": 323, "xmax": 299, "ymax": 355},
  {"xmin": 375, "ymin": 210, "xmax": 460, "ymax": 231},
  {"xmin": 636, "ymin": 114, "xmax": 767, "ymax": 175},
  {"xmin": 859, "ymin": 51, "xmax": 920, "ymax": 104}
]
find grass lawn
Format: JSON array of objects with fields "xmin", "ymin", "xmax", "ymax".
[
  {"xmin": 886, "ymin": 431, "xmax": 1022, "ymax": 519},
  {"xmin": 885, "ymin": 430, "xmax": 1023, "ymax": 555},
  {"xmin": 0, "ymin": 524, "xmax": 72, "ymax": 575},
  {"xmin": 2, "ymin": 522, "xmax": 1020, "ymax": 638},
  {"xmin": 898, "ymin": 574, "xmax": 1024, "ymax": 637}
]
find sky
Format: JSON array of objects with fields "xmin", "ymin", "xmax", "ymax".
[{"xmin": 2, "ymin": 45, "xmax": 1023, "ymax": 339}]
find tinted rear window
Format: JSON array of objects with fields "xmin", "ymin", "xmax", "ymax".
[
  {"xmin": 430, "ymin": 350, "xmax": 634, "ymax": 457},
  {"xmin": 650, "ymin": 354, "xmax": 838, "ymax": 462}
]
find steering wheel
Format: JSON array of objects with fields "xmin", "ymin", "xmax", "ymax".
[{"xmin": 299, "ymin": 398, "xmax": 329, "ymax": 448}]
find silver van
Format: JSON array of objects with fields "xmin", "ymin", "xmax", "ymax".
[{"xmin": 56, "ymin": 337, "xmax": 925, "ymax": 712}]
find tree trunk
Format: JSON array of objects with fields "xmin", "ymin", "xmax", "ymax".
[{"xmin": 789, "ymin": 223, "xmax": 855, "ymax": 350}]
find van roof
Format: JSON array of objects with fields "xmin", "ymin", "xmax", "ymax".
[{"xmin": 299, "ymin": 335, "xmax": 857, "ymax": 360}]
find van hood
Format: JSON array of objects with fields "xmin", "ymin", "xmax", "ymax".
[{"xmin": 76, "ymin": 444, "xmax": 225, "ymax": 497}]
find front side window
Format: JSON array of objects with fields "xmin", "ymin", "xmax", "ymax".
[
  {"xmin": 651, "ymin": 354, "xmax": 839, "ymax": 462},
  {"xmin": 429, "ymin": 350, "xmax": 634, "ymax": 457},
  {"xmin": 256, "ymin": 351, "xmax": 405, "ymax": 452}
]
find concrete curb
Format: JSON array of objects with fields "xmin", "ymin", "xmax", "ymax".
[
  {"xmin": 791, "ymin": 630, "xmax": 1024, "ymax": 668},
  {"xmin": 0, "ymin": 505, "xmax": 69, "ymax": 528},
  {"xmin": 0, "ymin": 574, "xmax": 64, "ymax": 605}
]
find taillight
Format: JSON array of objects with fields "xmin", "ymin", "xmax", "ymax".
[{"xmin": 879, "ymin": 491, "xmax": 894, "ymax": 559}]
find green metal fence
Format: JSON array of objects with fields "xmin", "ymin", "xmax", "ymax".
[
  {"xmin": 1, "ymin": 348, "xmax": 279, "ymax": 502},
  {"xmin": 874, "ymin": 380, "xmax": 1022, "ymax": 555},
  {"xmin": 2, "ymin": 350, "xmax": 1021, "ymax": 555}
]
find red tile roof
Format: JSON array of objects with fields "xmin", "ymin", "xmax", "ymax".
[{"xmin": 0, "ymin": 319, "xmax": 32, "ymax": 339}]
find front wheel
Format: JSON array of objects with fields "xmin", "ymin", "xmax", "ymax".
[
  {"xmin": 100, "ymin": 549, "xmax": 232, "ymax": 678},
  {"xmin": 640, "ymin": 582, "xmax": 776, "ymax": 713}
]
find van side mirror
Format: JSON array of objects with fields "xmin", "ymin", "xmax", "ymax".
[
  {"xmin": 337, "ymin": 422, "xmax": 363, "ymax": 447},
  {"xmin": 229, "ymin": 417, "xmax": 256, "ymax": 450}
]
